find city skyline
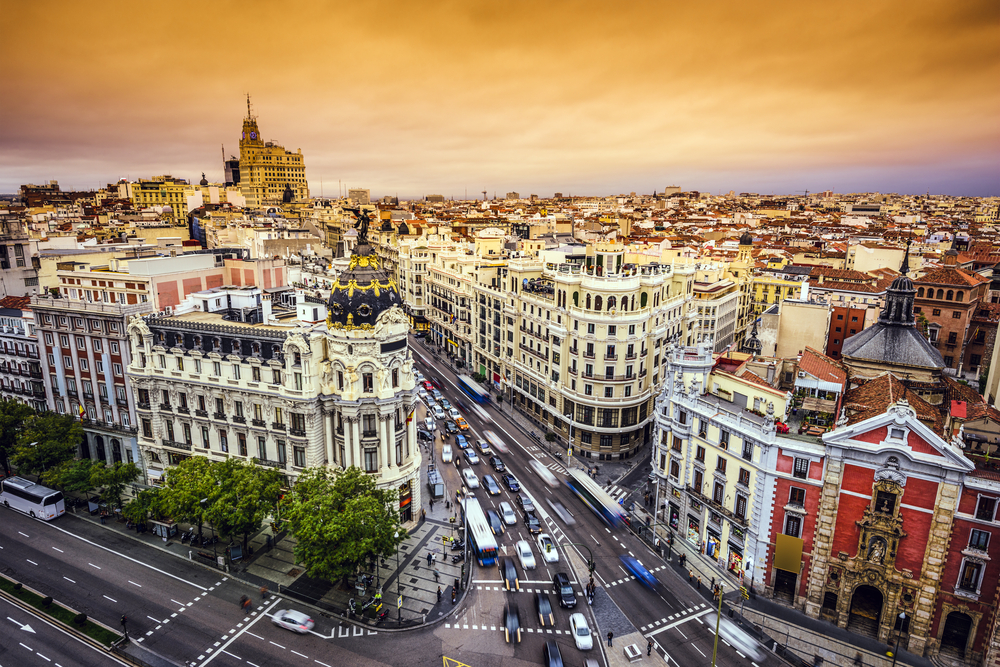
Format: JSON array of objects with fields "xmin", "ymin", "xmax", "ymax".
[{"xmin": 2, "ymin": 0, "xmax": 998, "ymax": 198}]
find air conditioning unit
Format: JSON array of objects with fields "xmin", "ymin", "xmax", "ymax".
[{"xmin": 797, "ymin": 371, "xmax": 806, "ymax": 378}]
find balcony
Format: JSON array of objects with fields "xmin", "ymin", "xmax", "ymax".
[
  {"xmin": 686, "ymin": 484, "xmax": 747, "ymax": 529},
  {"xmin": 137, "ymin": 402, "xmax": 151, "ymax": 411},
  {"xmin": 195, "ymin": 409, "xmax": 208, "ymax": 417},
  {"xmin": 625, "ymin": 353, "xmax": 637, "ymax": 361},
  {"xmin": 253, "ymin": 457, "xmax": 285, "ymax": 469},
  {"xmin": 116, "ymin": 397, "xmax": 128, "ymax": 407},
  {"xmin": 519, "ymin": 344, "xmax": 548, "ymax": 362},
  {"xmin": 272, "ymin": 422, "xmax": 286, "ymax": 431},
  {"xmin": 232, "ymin": 415, "xmax": 246, "ymax": 424},
  {"xmin": 568, "ymin": 367, "xmax": 578, "ymax": 376},
  {"xmin": 31, "ymin": 387, "xmax": 46, "ymax": 397},
  {"xmin": 213, "ymin": 412, "xmax": 227, "ymax": 421},
  {"xmin": 162, "ymin": 439, "xmax": 192, "ymax": 451},
  {"xmin": 159, "ymin": 403, "xmax": 172, "ymax": 411},
  {"xmin": 583, "ymin": 351, "xmax": 595, "ymax": 359},
  {"xmin": 289, "ymin": 428, "xmax": 306, "ymax": 437},
  {"xmin": 67, "ymin": 389, "xmax": 78, "ymax": 398},
  {"xmin": 604, "ymin": 354, "xmax": 618, "ymax": 361},
  {"xmin": 252, "ymin": 419, "xmax": 266, "ymax": 427},
  {"xmin": 28, "ymin": 369, "xmax": 42, "ymax": 379},
  {"xmin": 569, "ymin": 347, "xmax": 578, "ymax": 355}
]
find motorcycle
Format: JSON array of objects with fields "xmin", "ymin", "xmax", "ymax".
[
  {"xmin": 451, "ymin": 552, "xmax": 465, "ymax": 564},
  {"xmin": 450, "ymin": 540, "xmax": 465, "ymax": 551},
  {"xmin": 376, "ymin": 609, "xmax": 389, "ymax": 624}
]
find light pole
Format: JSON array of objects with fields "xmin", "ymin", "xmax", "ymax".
[
  {"xmin": 711, "ymin": 583, "xmax": 725, "ymax": 667},
  {"xmin": 889, "ymin": 612, "xmax": 907, "ymax": 667},
  {"xmin": 395, "ymin": 529, "xmax": 402, "ymax": 622}
]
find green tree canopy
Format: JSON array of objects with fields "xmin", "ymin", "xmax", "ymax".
[
  {"xmin": 0, "ymin": 400, "xmax": 36, "ymax": 476},
  {"xmin": 122, "ymin": 488, "xmax": 163, "ymax": 525},
  {"xmin": 158, "ymin": 456, "xmax": 217, "ymax": 538},
  {"xmin": 41, "ymin": 458, "xmax": 102, "ymax": 495},
  {"xmin": 285, "ymin": 466, "xmax": 404, "ymax": 583},
  {"xmin": 92, "ymin": 461, "xmax": 141, "ymax": 510},
  {"xmin": 11, "ymin": 412, "xmax": 83, "ymax": 477},
  {"xmin": 203, "ymin": 458, "xmax": 282, "ymax": 553}
]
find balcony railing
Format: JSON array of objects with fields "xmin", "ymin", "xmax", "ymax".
[
  {"xmin": 195, "ymin": 409, "xmax": 208, "ymax": 417},
  {"xmin": 583, "ymin": 351, "xmax": 595, "ymax": 359},
  {"xmin": 137, "ymin": 402, "xmax": 151, "ymax": 410},
  {"xmin": 162, "ymin": 439, "xmax": 192, "ymax": 451},
  {"xmin": 232, "ymin": 415, "xmax": 246, "ymax": 424},
  {"xmin": 253, "ymin": 457, "xmax": 286, "ymax": 469},
  {"xmin": 159, "ymin": 403, "xmax": 172, "ymax": 411},
  {"xmin": 604, "ymin": 354, "xmax": 618, "ymax": 361},
  {"xmin": 289, "ymin": 428, "xmax": 307, "ymax": 437},
  {"xmin": 686, "ymin": 484, "xmax": 747, "ymax": 528},
  {"xmin": 177, "ymin": 406, "xmax": 190, "ymax": 414},
  {"xmin": 272, "ymin": 422, "xmax": 286, "ymax": 431},
  {"xmin": 252, "ymin": 419, "xmax": 266, "ymax": 427},
  {"xmin": 213, "ymin": 412, "xmax": 227, "ymax": 420}
]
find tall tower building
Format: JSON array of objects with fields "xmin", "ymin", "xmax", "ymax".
[{"xmin": 238, "ymin": 97, "xmax": 309, "ymax": 209}]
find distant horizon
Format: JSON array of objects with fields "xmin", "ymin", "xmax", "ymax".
[{"xmin": 2, "ymin": 1, "xmax": 997, "ymax": 200}]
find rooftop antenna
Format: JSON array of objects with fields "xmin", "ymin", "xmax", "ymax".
[{"xmin": 246, "ymin": 93, "xmax": 253, "ymax": 119}]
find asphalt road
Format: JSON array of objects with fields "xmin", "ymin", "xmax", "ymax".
[
  {"xmin": 411, "ymin": 337, "xmax": 781, "ymax": 667},
  {"xmin": 0, "ymin": 595, "xmax": 128, "ymax": 667}
]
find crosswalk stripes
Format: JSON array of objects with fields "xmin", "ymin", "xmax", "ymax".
[{"xmin": 606, "ymin": 484, "xmax": 629, "ymax": 501}]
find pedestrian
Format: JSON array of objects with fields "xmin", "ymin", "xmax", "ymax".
[
  {"xmin": 689, "ymin": 570, "xmax": 693, "ymax": 584},
  {"xmin": 451, "ymin": 588, "xmax": 457, "ymax": 604},
  {"xmin": 853, "ymin": 653, "xmax": 864, "ymax": 667},
  {"xmin": 711, "ymin": 576, "xmax": 715, "ymax": 589},
  {"xmin": 647, "ymin": 638, "xmax": 654, "ymax": 656},
  {"xmin": 434, "ymin": 569, "xmax": 440, "ymax": 582},
  {"xmin": 679, "ymin": 553, "xmax": 686, "ymax": 567},
  {"xmin": 813, "ymin": 656, "xmax": 824, "ymax": 667},
  {"xmin": 437, "ymin": 586, "xmax": 442, "ymax": 602},
  {"xmin": 697, "ymin": 575, "xmax": 701, "ymax": 590},
  {"xmin": 607, "ymin": 631, "xmax": 614, "ymax": 647},
  {"xmin": 260, "ymin": 585, "xmax": 269, "ymax": 600},
  {"xmin": 427, "ymin": 551, "xmax": 434, "ymax": 565},
  {"xmin": 242, "ymin": 597, "xmax": 251, "ymax": 615},
  {"xmin": 239, "ymin": 594, "xmax": 248, "ymax": 609},
  {"xmin": 430, "ymin": 498, "xmax": 435, "ymax": 510},
  {"xmin": 421, "ymin": 508, "xmax": 426, "ymax": 522}
]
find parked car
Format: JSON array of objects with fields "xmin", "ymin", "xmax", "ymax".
[
  {"xmin": 489, "ymin": 455, "xmax": 505, "ymax": 472},
  {"xmin": 503, "ymin": 604, "xmax": 521, "ymax": 643},
  {"xmin": 543, "ymin": 640, "xmax": 564, "ymax": 667},
  {"xmin": 499, "ymin": 557, "xmax": 519, "ymax": 591},
  {"xmin": 464, "ymin": 449, "xmax": 480, "ymax": 465},
  {"xmin": 423, "ymin": 417, "xmax": 436, "ymax": 431},
  {"xmin": 552, "ymin": 572, "xmax": 577, "ymax": 608},
  {"xmin": 535, "ymin": 591, "xmax": 554, "ymax": 626},
  {"xmin": 486, "ymin": 509, "xmax": 505, "ymax": 536},
  {"xmin": 516, "ymin": 539, "xmax": 536, "ymax": 570},
  {"xmin": 441, "ymin": 444, "xmax": 453, "ymax": 463},
  {"xmin": 477, "ymin": 439, "xmax": 492, "ymax": 455},
  {"xmin": 272, "ymin": 609, "xmax": 315, "ymax": 634},
  {"xmin": 499, "ymin": 501, "xmax": 517, "ymax": 525},
  {"xmin": 569, "ymin": 613, "xmax": 593, "ymax": 650},
  {"xmin": 418, "ymin": 388, "xmax": 428, "ymax": 400},
  {"xmin": 461, "ymin": 468, "xmax": 480, "ymax": 489},
  {"xmin": 482, "ymin": 474, "xmax": 501, "ymax": 495},
  {"xmin": 538, "ymin": 534, "xmax": 559, "ymax": 563},
  {"xmin": 524, "ymin": 513, "xmax": 541, "ymax": 534},
  {"xmin": 502, "ymin": 474, "xmax": 520, "ymax": 492}
]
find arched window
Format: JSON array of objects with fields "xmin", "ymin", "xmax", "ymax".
[
  {"xmin": 620, "ymin": 297, "xmax": 628, "ymax": 313},
  {"xmin": 607, "ymin": 296, "xmax": 617, "ymax": 311},
  {"xmin": 640, "ymin": 292, "xmax": 648, "ymax": 308},
  {"xmin": 946, "ymin": 290, "xmax": 954, "ymax": 301},
  {"xmin": 956, "ymin": 291, "xmax": 963, "ymax": 302},
  {"xmin": 572, "ymin": 291, "xmax": 579, "ymax": 307},
  {"xmin": 936, "ymin": 289, "xmax": 944, "ymax": 300},
  {"xmin": 594, "ymin": 296, "xmax": 603, "ymax": 311},
  {"xmin": 917, "ymin": 287, "xmax": 924, "ymax": 297},
  {"xmin": 585, "ymin": 294, "xmax": 591, "ymax": 310}
]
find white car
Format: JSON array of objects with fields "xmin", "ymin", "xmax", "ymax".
[
  {"xmin": 461, "ymin": 468, "xmax": 480, "ymax": 489},
  {"xmin": 499, "ymin": 501, "xmax": 517, "ymax": 525},
  {"xmin": 515, "ymin": 539, "xmax": 536, "ymax": 570},
  {"xmin": 537, "ymin": 534, "xmax": 559, "ymax": 563},
  {"xmin": 704, "ymin": 613, "xmax": 766, "ymax": 661},
  {"xmin": 448, "ymin": 407, "xmax": 461, "ymax": 420},
  {"xmin": 423, "ymin": 417, "xmax": 436, "ymax": 431},
  {"xmin": 484, "ymin": 429, "xmax": 508, "ymax": 453},
  {"xmin": 442, "ymin": 444, "xmax": 453, "ymax": 462},
  {"xmin": 529, "ymin": 459, "xmax": 559, "ymax": 487},
  {"xmin": 272, "ymin": 609, "xmax": 315, "ymax": 634},
  {"xmin": 433, "ymin": 406, "xmax": 446, "ymax": 420},
  {"xmin": 569, "ymin": 613, "xmax": 593, "ymax": 650},
  {"xmin": 418, "ymin": 388, "xmax": 428, "ymax": 399}
]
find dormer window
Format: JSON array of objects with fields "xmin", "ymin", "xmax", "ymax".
[{"xmin": 889, "ymin": 428, "xmax": 906, "ymax": 441}]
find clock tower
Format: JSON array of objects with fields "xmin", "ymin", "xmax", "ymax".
[{"xmin": 237, "ymin": 95, "xmax": 309, "ymax": 208}]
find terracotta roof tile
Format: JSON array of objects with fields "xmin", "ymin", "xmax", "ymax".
[
  {"xmin": 798, "ymin": 347, "xmax": 848, "ymax": 385},
  {"xmin": 842, "ymin": 373, "xmax": 942, "ymax": 433},
  {"xmin": 915, "ymin": 267, "xmax": 989, "ymax": 287}
]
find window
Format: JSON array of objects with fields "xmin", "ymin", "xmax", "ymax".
[
  {"xmin": 64, "ymin": 356, "xmax": 73, "ymax": 369},
  {"xmin": 944, "ymin": 355, "xmax": 954, "ymax": 366},
  {"xmin": 716, "ymin": 456, "xmax": 727, "ymax": 473},
  {"xmin": 274, "ymin": 407, "xmax": 284, "ymax": 425},
  {"xmin": 252, "ymin": 366, "xmax": 261, "ymax": 382},
  {"xmin": 392, "ymin": 368, "xmax": 399, "ymax": 387},
  {"xmin": 258, "ymin": 436, "xmax": 267, "ymax": 460},
  {"xmin": 695, "ymin": 446, "xmax": 705, "ymax": 461},
  {"xmin": 712, "ymin": 482, "xmax": 724, "ymax": 504},
  {"xmin": 110, "ymin": 341, "xmax": 119, "ymax": 354},
  {"xmin": 294, "ymin": 372, "xmax": 303, "ymax": 390},
  {"xmin": 76, "ymin": 337, "xmax": 86, "ymax": 350},
  {"xmin": 232, "ymin": 364, "xmax": 240, "ymax": 380},
  {"xmin": 291, "ymin": 412, "xmax": 306, "ymax": 433},
  {"xmin": 693, "ymin": 469, "xmax": 703, "ymax": 491},
  {"xmin": 277, "ymin": 440, "xmax": 287, "ymax": 464},
  {"xmin": 720, "ymin": 430, "xmax": 729, "ymax": 449},
  {"xmin": 742, "ymin": 441, "xmax": 753, "ymax": 462},
  {"xmin": 213, "ymin": 361, "xmax": 222, "ymax": 376},
  {"xmin": 932, "ymin": 308, "xmax": 941, "ymax": 316},
  {"xmin": 584, "ymin": 384, "xmax": 592, "ymax": 396},
  {"xmin": 587, "ymin": 323, "xmax": 595, "ymax": 334},
  {"xmin": 735, "ymin": 495, "xmax": 747, "ymax": 521},
  {"xmin": 604, "ymin": 387, "xmax": 613, "ymax": 398},
  {"xmin": 959, "ymin": 560, "xmax": 983, "ymax": 593},
  {"xmin": 141, "ymin": 419, "xmax": 153, "ymax": 438},
  {"xmin": 669, "ymin": 459, "xmax": 680, "ymax": 480},
  {"xmin": 238, "ymin": 433, "xmax": 247, "ymax": 457},
  {"xmin": 600, "ymin": 434, "xmax": 612, "ymax": 448},
  {"xmin": 215, "ymin": 397, "xmax": 224, "ymax": 415},
  {"xmin": 738, "ymin": 468, "xmax": 751, "ymax": 486},
  {"xmin": 793, "ymin": 457, "xmax": 809, "ymax": 479},
  {"xmin": 80, "ymin": 359, "xmax": 89, "ymax": 371},
  {"xmin": 976, "ymin": 496, "xmax": 997, "ymax": 522},
  {"xmin": 789, "ymin": 487, "xmax": 806, "ymax": 507},
  {"xmin": 235, "ymin": 401, "xmax": 244, "ymax": 418},
  {"xmin": 364, "ymin": 448, "xmax": 377, "ymax": 472},
  {"xmin": 784, "ymin": 514, "xmax": 801, "ymax": 538},
  {"xmin": 672, "ymin": 436, "xmax": 682, "ymax": 452},
  {"xmin": 272, "ymin": 369, "xmax": 282, "ymax": 384},
  {"xmin": 93, "ymin": 339, "xmax": 102, "ymax": 352},
  {"xmin": 363, "ymin": 373, "xmax": 373, "ymax": 392},
  {"xmin": 948, "ymin": 331, "xmax": 958, "ymax": 344},
  {"xmin": 113, "ymin": 363, "xmax": 122, "ymax": 376},
  {"xmin": 969, "ymin": 529, "xmax": 990, "ymax": 550},
  {"xmin": 219, "ymin": 431, "xmax": 229, "ymax": 452}
]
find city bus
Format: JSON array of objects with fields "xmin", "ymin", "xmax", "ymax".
[
  {"xmin": 457, "ymin": 375, "xmax": 490, "ymax": 405},
  {"xmin": 463, "ymin": 497, "xmax": 499, "ymax": 566},
  {"xmin": 1, "ymin": 477, "xmax": 66, "ymax": 520},
  {"xmin": 565, "ymin": 468, "xmax": 628, "ymax": 528}
]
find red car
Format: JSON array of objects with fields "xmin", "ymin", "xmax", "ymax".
[{"xmin": 422, "ymin": 381, "xmax": 434, "ymax": 391}]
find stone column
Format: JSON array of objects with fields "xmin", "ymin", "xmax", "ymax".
[
  {"xmin": 323, "ymin": 408, "xmax": 333, "ymax": 466},
  {"xmin": 351, "ymin": 417, "xmax": 361, "ymax": 469},
  {"xmin": 407, "ymin": 403, "xmax": 417, "ymax": 464},
  {"xmin": 804, "ymin": 458, "xmax": 844, "ymax": 620}
]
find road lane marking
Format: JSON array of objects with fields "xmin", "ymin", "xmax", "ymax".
[
  {"xmin": 128, "ymin": 581, "xmax": 142, "ymax": 588},
  {"xmin": 245, "ymin": 631, "xmax": 264, "ymax": 640},
  {"xmin": 197, "ymin": 600, "xmax": 280, "ymax": 667},
  {"xmin": 292, "ymin": 651, "xmax": 308, "ymax": 658},
  {"xmin": 26, "ymin": 559, "xmax": 37, "ymax": 565},
  {"xmin": 315, "ymin": 661, "xmax": 332, "ymax": 667},
  {"xmin": 270, "ymin": 641, "xmax": 285, "ymax": 649},
  {"xmin": 171, "ymin": 599, "xmax": 186, "ymax": 607},
  {"xmin": 692, "ymin": 645, "xmax": 706, "ymax": 657},
  {"xmin": 37, "ymin": 653, "xmax": 52, "ymax": 662},
  {"xmin": 147, "ymin": 615, "xmax": 163, "ymax": 624},
  {"xmin": 222, "ymin": 651, "xmax": 241, "ymax": 659},
  {"xmin": 88, "ymin": 563, "xmax": 101, "ymax": 569},
  {"xmin": 103, "ymin": 595, "xmax": 117, "ymax": 602},
  {"xmin": 51, "ymin": 547, "xmax": 63, "ymax": 553},
  {"xmin": 18, "ymin": 531, "xmax": 30, "ymax": 537},
  {"xmin": 63, "ymin": 577, "xmax": 75, "ymax": 583}
]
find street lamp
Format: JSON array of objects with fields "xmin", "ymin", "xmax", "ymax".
[
  {"xmin": 394, "ymin": 529, "xmax": 402, "ymax": 622},
  {"xmin": 889, "ymin": 612, "xmax": 907, "ymax": 667},
  {"xmin": 711, "ymin": 583, "xmax": 725, "ymax": 667}
]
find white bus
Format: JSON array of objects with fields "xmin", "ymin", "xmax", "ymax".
[
  {"xmin": 1, "ymin": 477, "xmax": 66, "ymax": 520},
  {"xmin": 463, "ymin": 497, "xmax": 499, "ymax": 566}
]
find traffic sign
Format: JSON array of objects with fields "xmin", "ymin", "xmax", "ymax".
[
  {"xmin": 740, "ymin": 586, "xmax": 749, "ymax": 600},
  {"xmin": 397, "ymin": 595, "xmax": 403, "ymax": 609}
]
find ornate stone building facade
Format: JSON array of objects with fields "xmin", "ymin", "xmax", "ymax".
[{"xmin": 126, "ymin": 226, "xmax": 421, "ymax": 521}]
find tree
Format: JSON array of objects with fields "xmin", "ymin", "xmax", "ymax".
[
  {"xmin": 92, "ymin": 462, "xmax": 141, "ymax": 510},
  {"xmin": 158, "ymin": 456, "xmax": 217, "ymax": 539},
  {"xmin": 203, "ymin": 458, "xmax": 282, "ymax": 554},
  {"xmin": 285, "ymin": 466, "xmax": 404, "ymax": 584},
  {"xmin": 11, "ymin": 412, "xmax": 83, "ymax": 477},
  {"xmin": 122, "ymin": 488, "xmax": 163, "ymax": 526},
  {"xmin": 41, "ymin": 458, "xmax": 102, "ymax": 495},
  {"xmin": 0, "ymin": 400, "xmax": 35, "ymax": 477}
]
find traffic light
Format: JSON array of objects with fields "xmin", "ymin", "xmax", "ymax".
[
  {"xmin": 588, "ymin": 560, "xmax": 596, "ymax": 575},
  {"xmin": 120, "ymin": 615, "xmax": 127, "ymax": 627}
]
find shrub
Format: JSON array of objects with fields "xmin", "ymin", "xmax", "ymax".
[
  {"xmin": 42, "ymin": 596, "xmax": 53, "ymax": 606},
  {"xmin": 13, "ymin": 583, "xmax": 22, "ymax": 591},
  {"xmin": 74, "ymin": 613, "xmax": 87, "ymax": 625},
  {"xmin": 544, "ymin": 432, "xmax": 557, "ymax": 442}
]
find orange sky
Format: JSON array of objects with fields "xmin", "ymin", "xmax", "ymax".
[{"xmin": 2, "ymin": 0, "xmax": 998, "ymax": 197}]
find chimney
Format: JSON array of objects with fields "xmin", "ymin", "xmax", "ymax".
[{"xmin": 262, "ymin": 293, "xmax": 274, "ymax": 324}]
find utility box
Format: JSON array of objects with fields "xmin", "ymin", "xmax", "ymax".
[{"xmin": 624, "ymin": 644, "xmax": 642, "ymax": 663}]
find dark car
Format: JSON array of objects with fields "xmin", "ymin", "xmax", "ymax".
[
  {"xmin": 535, "ymin": 591, "xmax": 554, "ymax": 626},
  {"xmin": 619, "ymin": 555, "xmax": 659, "ymax": 590},
  {"xmin": 499, "ymin": 557, "xmax": 519, "ymax": 591},
  {"xmin": 503, "ymin": 604, "xmax": 521, "ymax": 644},
  {"xmin": 516, "ymin": 494, "xmax": 535, "ymax": 514},
  {"xmin": 524, "ymin": 513, "xmax": 541, "ymax": 534},
  {"xmin": 553, "ymin": 572, "xmax": 577, "ymax": 608},
  {"xmin": 444, "ymin": 421, "xmax": 459, "ymax": 435},
  {"xmin": 543, "ymin": 640, "xmax": 564, "ymax": 667},
  {"xmin": 417, "ymin": 429, "xmax": 434, "ymax": 442},
  {"xmin": 486, "ymin": 509, "xmax": 505, "ymax": 536},
  {"xmin": 489, "ymin": 456, "xmax": 506, "ymax": 472},
  {"xmin": 502, "ymin": 474, "xmax": 520, "ymax": 492},
  {"xmin": 414, "ymin": 331, "xmax": 428, "ymax": 338},
  {"xmin": 482, "ymin": 474, "xmax": 501, "ymax": 496}
]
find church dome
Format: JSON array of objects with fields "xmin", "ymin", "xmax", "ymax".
[
  {"xmin": 199, "ymin": 172, "xmax": 209, "ymax": 186},
  {"xmin": 739, "ymin": 231, "xmax": 754, "ymax": 245},
  {"xmin": 326, "ymin": 244, "xmax": 401, "ymax": 329},
  {"xmin": 398, "ymin": 221, "xmax": 411, "ymax": 235}
]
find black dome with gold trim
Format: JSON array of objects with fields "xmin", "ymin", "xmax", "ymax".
[{"xmin": 327, "ymin": 244, "xmax": 401, "ymax": 330}]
